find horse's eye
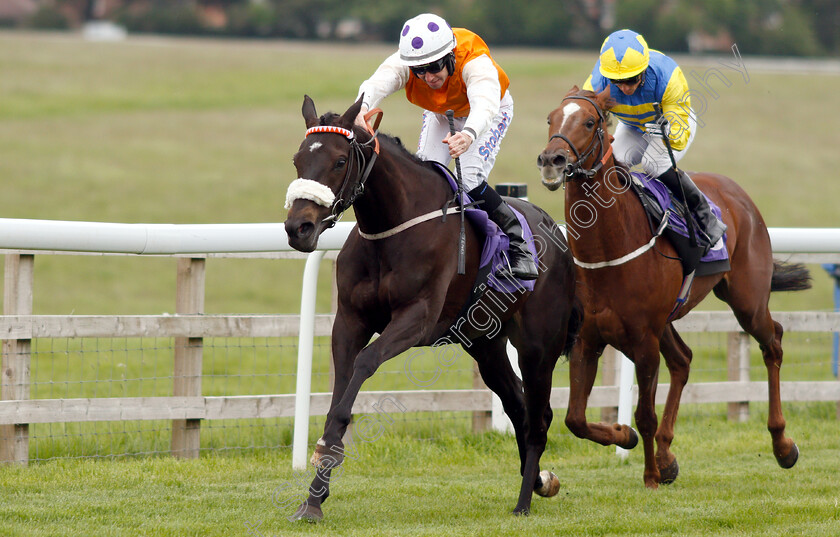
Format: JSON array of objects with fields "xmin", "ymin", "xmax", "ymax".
[
  {"xmin": 546, "ymin": 116, "xmax": 550, "ymax": 125},
  {"xmin": 585, "ymin": 119, "xmax": 596, "ymax": 129},
  {"xmin": 335, "ymin": 158, "xmax": 347, "ymax": 170}
]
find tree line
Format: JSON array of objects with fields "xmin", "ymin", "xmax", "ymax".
[{"xmin": 10, "ymin": 0, "xmax": 840, "ymax": 57}]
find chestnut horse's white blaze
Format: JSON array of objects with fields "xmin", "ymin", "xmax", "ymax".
[{"xmin": 559, "ymin": 102, "xmax": 581, "ymax": 132}]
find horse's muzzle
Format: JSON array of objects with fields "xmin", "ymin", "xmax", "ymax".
[
  {"xmin": 284, "ymin": 198, "xmax": 335, "ymax": 252},
  {"xmin": 285, "ymin": 217, "xmax": 318, "ymax": 252},
  {"xmin": 537, "ymin": 149, "xmax": 570, "ymax": 191}
]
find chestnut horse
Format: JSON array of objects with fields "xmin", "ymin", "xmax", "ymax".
[
  {"xmin": 284, "ymin": 95, "xmax": 581, "ymax": 519},
  {"xmin": 536, "ymin": 86, "xmax": 811, "ymax": 489}
]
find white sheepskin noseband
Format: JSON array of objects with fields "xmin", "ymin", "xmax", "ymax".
[{"xmin": 284, "ymin": 178, "xmax": 336, "ymax": 210}]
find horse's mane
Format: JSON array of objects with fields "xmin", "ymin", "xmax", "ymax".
[
  {"xmin": 376, "ymin": 132, "xmax": 433, "ymax": 169},
  {"xmin": 318, "ymin": 112, "xmax": 439, "ymax": 172}
]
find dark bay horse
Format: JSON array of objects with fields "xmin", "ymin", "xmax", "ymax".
[
  {"xmin": 536, "ymin": 86, "xmax": 811, "ymax": 489},
  {"xmin": 284, "ymin": 95, "xmax": 581, "ymax": 519}
]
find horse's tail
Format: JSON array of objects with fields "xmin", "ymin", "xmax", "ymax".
[
  {"xmin": 561, "ymin": 297, "xmax": 584, "ymax": 356},
  {"xmin": 771, "ymin": 261, "xmax": 812, "ymax": 292}
]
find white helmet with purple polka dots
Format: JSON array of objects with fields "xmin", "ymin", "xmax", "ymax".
[{"xmin": 398, "ymin": 13, "xmax": 456, "ymax": 67}]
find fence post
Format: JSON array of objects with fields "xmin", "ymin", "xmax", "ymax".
[
  {"xmin": 292, "ymin": 250, "xmax": 325, "ymax": 470},
  {"xmin": 1, "ymin": 254, "xmax": 34, "ymax": 465},
  {"xmin": 727, "ymin": 331, "xmax": 750, "ymax": 422},
  {"xmin": 615, "ymin": 351, "xmax": 635, "ymax": 459},
  {"xmin": 472, "ymin": 362, "xmax": 492, "ymax": 433},
  {"xmin": 171, "ymin": 257, "xmax": 205, "ymax": 458}
]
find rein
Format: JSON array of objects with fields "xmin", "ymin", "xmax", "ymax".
[
  {"xmin": 358, "ymin": 206, "xmax": 462, "ymax": 240},
  {"xmin": 550, "ymin": 95, "xmax": 613, "ymax": 179}
]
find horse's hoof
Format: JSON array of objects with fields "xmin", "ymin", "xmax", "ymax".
[
  {"xmin": 288, "ymin": 501, "xmax": 323, "ymax": 523},
  {"xmin": 621, "ymin": 426, "xmax": 639, "ymax": 450},
  {"xmin": 512, "ymin": 505, "xmax": 531, "ymax": 516},
  {"xmin": 658, "ymin": 457, "xmax": 680, "ymax": 484},
  {"xmin": 534, "ymin": 470, "xmax": 561, "ymax": 497},
  {"xmin": 776, "ymin": 442, "xmax": 799, "ymax": 469}
]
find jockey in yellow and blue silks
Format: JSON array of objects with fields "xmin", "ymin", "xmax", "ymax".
[{"xmin": 583, "ymin": 29, "xmax": 726, "ymax": 252}]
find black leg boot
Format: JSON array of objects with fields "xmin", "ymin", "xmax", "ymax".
[
  {"xmin": 657, "ymin": 168, "xmax": 727, "ymax": 252},
  {"xmin": 468, "ymin": 183, "xmax": 539, "ymax": 281}
]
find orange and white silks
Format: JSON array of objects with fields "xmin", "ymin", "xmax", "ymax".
[{"xmin": 404, "ymin": 28, "xmax": 510, "ymax": 118}]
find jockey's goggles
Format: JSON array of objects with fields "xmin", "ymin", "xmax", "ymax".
[
  {"xmin": 611, "ymin": 73, "xmax": 642, "ymax": 86},
  {"xmin": 410, "ymin": 56, "xmax": 449, "ymax": 76}
]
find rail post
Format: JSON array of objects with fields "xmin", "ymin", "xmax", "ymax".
[
  {"xmin": 727, "ymin": 332, "xmax": 751, "ymax": 422},
  {"xmin": 601, "ymin": 346, "xmax": 619, "ymax": 423},
  {"xmin": 1, "ymin": 253, "xmax": 34, "ymax": 465},
  {"xmin": 292, "ymin": 250, "xmax": 325, "ymax": 469},
  {"xmin": 171, "ymin": 257, "xmax": 205, "ymax": 458}
]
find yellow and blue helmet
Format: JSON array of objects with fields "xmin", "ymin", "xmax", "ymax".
[{"xmin": 598, "ymin": 29, "xmax": 650, "ymax": 80}]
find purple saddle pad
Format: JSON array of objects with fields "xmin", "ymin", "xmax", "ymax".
[
  {"xmin": 631, "ymin": 172, "xmax": 729, "ymax": 264},
  {"xmin": 431, "ymin": 162, "xmax": 537, "ymax": 293}
]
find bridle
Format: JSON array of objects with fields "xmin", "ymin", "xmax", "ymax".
[
  {"xmin": 308, "ymin": 111, "xmax": 381, "ymax": 228},
  {"xmin": 549, "ymin": 94, "xmax": 613, "ymax": 179},
  {"xmin": 551, "ymin": 94, "xmax": 675, "ymax": 273}
]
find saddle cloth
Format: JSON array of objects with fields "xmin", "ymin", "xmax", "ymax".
[
  {"xmin": 630, "ymin": 171, "xmax": 730, "ymax": 277},
  {"xmin": 430, "ymin": 162, "xmax": 538, "ymax": 294}
]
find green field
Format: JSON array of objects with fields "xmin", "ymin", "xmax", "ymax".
[
  {"xmin": 1, "ymin": 31, "xmax": 839, "ymax": 315},
  {"xmin": 2, "ymin": 407, "xmax": 839, "ymax": 537},
  {"xmin": 1, "ymin": 31, "xmax": 840, "ymax": 536}
]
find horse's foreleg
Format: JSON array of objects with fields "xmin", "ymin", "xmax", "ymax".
[
  {"xmin": 318, "ymin": 301, "xmax": 434, "ymax": 454},
  {"xmin": 655, "ymin": 325, "xmax": 692, "ymax": 484},
  {"xmin": 296, "ymin": 308, "xmax": 430, "ymax": 523},
  {"xmin": 565, "ymin": 339, "xmax": 638, "ymax": 449},
  {"xmin": 292, "ymin": 313, "xmax": 372, "ymax": 522},
  {"xmin": 631, "ymin": 338, "xmax": 663, "ymax": 489}
]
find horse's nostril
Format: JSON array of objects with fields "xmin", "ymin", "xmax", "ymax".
[
  {"xmin": 537, "ymin": 154, "xmax": 545, "ymax": 167},
  {"xmin": 297, "ymin": 222, "xmax": 314, "ymax": 237},
  {"xmin": 284, "ymin": 219, "xmax": 314, "ymax": 240},
  {"xmin": 552, "ymin": 154, "xmax": 567, "ymax": 167}
]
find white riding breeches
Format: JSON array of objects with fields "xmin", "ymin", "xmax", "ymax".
[
  {"xmin": 612, "ymin": 109, "xmax": 698, "ymax": 177},
  {"xmin": 416, "ymin": 91, "xmax": 514, "ymax": 192}
]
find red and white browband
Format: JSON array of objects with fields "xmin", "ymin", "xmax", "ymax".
[{"xmin": 305, "ymin": 125, "xmax": 354, "ymax": 139}]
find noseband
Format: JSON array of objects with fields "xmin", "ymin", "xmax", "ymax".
[
  {"xmin": 306, "ymin": 118, "xmax": 380, "ymax": 228},
  {"xmin": 549, "ymin": 95, "xmax": 613, "ymax": 179}
]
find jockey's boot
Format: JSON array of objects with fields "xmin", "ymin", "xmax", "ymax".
[
  {"xmin": 657, "ymin": 168, "xmax": 727, "ymax": 254},
  {"xmin": 468, "ymin": 182, "xmax": 538, "ymax": 281}
]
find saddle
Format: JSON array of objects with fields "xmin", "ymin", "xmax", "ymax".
[
  {"xmin": 428, "ymin": 162, "xmax": 539, "ymax": 294},
  {"xmin": 630, "ymin": 172, "xmax": 730, "ymax": 277}
]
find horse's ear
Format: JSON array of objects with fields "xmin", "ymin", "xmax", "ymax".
[
  {"xmin": 338, "ymin": 95, "xmax": 365, "ymax": 130},
  {"xmin": 302, "ymin": 95, "xmax": 319, "ymax": 128},
  {"xmin": 596, "ymin": 86, "xmax": 615, "ymax": 111},
  {"xmin": 564, "ymin": 85, "xmax": 581, "ymax": 98}
]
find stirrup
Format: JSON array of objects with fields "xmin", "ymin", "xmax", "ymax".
[{"xmin": 496, "ymin": 250, "xmax": 538, "ymax": 281}]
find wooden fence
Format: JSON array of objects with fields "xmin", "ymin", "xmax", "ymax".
[{"xmin": 3, "ymin": 249, "xmax": 840, "ymax": 465}]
